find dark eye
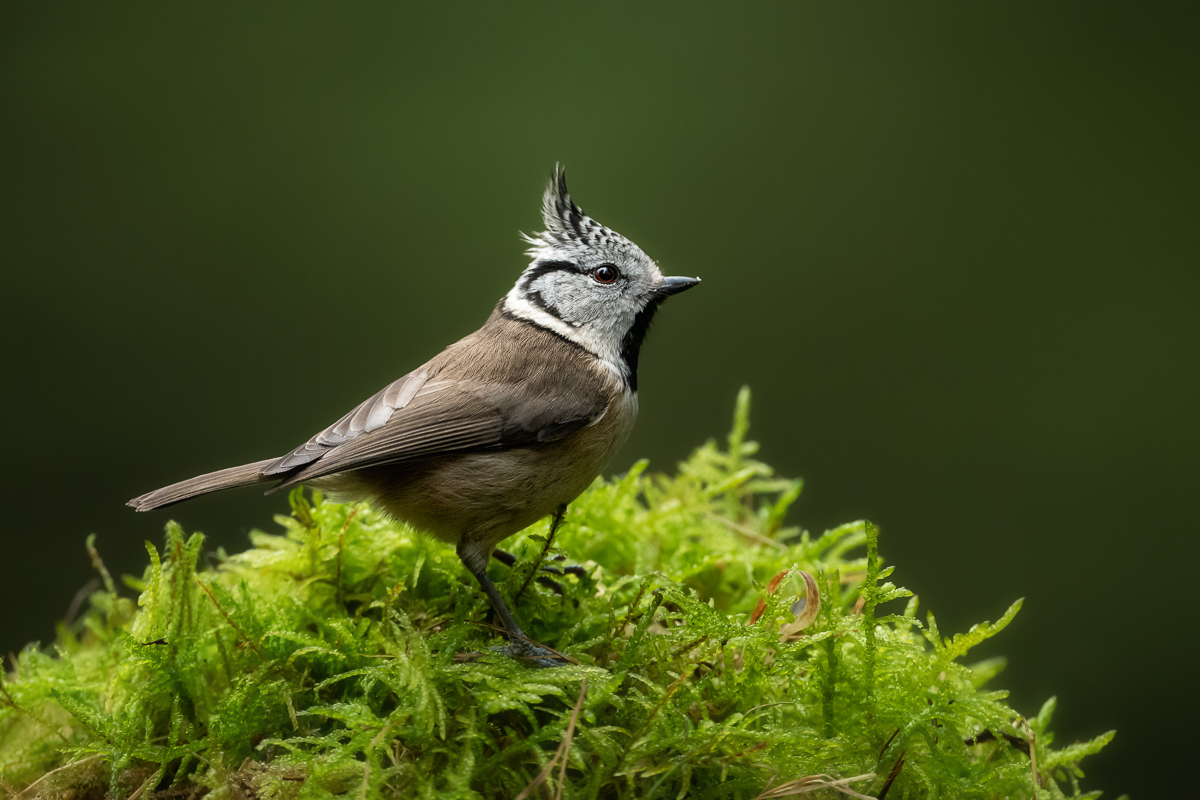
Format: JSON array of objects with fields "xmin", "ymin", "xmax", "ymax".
[{"xmin": 593, "ymin": 265, "xmax": 620, "ymax": 284}]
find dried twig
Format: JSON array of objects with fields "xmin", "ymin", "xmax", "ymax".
[
  {"xmin": 16, "ymin": 754, "xmax": 102, "ymax": 799},
  {"xmin": 754, "ymin": 772, "xmax": 877, "ymax": 799},
  {"xmin": 1017, "ymin": 718, "xmax": 1042, "ymax": 795},
  {"xmin": 515, "ymin": 678, "xmax": 587, "ymax": 800}
]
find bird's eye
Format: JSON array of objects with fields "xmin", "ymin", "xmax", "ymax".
[{"xmin": 593, "ymin": 265, "xmax": 620, "ymax": 284}]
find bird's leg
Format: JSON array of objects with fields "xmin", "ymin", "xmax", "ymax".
[
  {"xmin": 457, "ymin": 538, "xmax": 561, "ymax": 667},
  {"xmin": 457, "ymin": 539, "xmax": 525, "ymax": 638},
  {"xmin": 546, "ymin": 560, "xmax": 589, "ymax": 580},
  {"xmin": 491, "ymin": 548, "xmax": 518, "ymax": 568}
]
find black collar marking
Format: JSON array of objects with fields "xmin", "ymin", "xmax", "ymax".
[
  {"xmin": 498, "ymin": 304, "xmax": 592, "ymax": 357},
  {"xmin": 618, "ymin": 299, "xmax": 662, "ymax": 393}
]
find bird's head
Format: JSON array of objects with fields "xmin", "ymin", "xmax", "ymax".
[{"xmin": 503, "ymin": 167, "xmax": 699, "ymax": 387}]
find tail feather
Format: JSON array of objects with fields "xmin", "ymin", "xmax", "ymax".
[{"xmin": 128, "ymin": 459, "xmax": 278, "ymax": 511}]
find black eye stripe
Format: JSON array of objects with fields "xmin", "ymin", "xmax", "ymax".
[
  {"xmin": 521, "ymin": 260, "xmax": 582, "ymax": 291},
  {"xmin": 537, "ymin": 260, "xmax": 582, "ymax": 273}
]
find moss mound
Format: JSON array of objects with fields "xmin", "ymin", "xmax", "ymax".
[{"xmin": 0, "ymin": 390, "xmax": 1112, "ymax": 799}]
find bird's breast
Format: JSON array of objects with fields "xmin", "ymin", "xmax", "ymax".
[{"xmin": 581, "ymin": 386, "xmax": 639, "ymax": 465}]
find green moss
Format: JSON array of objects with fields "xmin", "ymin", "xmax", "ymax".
[{"xmin": 0, "ymin": 389, "xmax": 1114, "ymax": 799}]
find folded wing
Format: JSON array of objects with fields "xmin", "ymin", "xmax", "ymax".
[{"xmin": 267, "ymin": 371, "xmax": 605, "ymax": 491}]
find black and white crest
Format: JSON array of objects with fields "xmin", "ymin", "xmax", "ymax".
[{"xmin": 523, "ymin": 166, "xmax": 631, "ymax": 258}]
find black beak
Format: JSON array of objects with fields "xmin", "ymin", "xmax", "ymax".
[{"xmin": 657, "ymin": 276, "xmax": 701, "ymax": 297}]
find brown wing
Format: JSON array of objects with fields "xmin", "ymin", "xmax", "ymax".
[
  {"xmin": 261, "ymin": 369, "xmax": 433, "ymax": 475},
  {"xmin": 270, "ymin": 377, "xmax": 604, "ymax": 490},
  {"xmin": 262, "ymin": 311, "xmax": 613, "ymax": 491}
]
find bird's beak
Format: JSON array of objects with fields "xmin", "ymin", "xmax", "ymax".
[{"xmin": 657, "ymin": 276, "xmax": 701, "ymax": 297}]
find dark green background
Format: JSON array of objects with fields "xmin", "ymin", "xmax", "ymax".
[{"xmin": 3, "ymin": 3, "xmax": 1196, "ymax": 795}]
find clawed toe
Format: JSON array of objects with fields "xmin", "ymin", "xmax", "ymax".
[
  {"xmin": 494, "ymin": 641, "xmax": 564, "ymax": 669},
  {"xmin": 536, "ymin": 559, "xmax": 589, "ymax": 579},
  {"xmin": 455, "ymin": 642, "xmax": 566, "ymax": 669}
]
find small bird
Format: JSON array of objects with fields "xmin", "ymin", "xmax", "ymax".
[{"xmin": 129, "ymin": 167, "xmax": 699, "ymax": 662}]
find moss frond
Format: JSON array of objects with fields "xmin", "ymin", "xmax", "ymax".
[{"xmin": 0, "ymin": 390, "xmax": 1112, "ymax": 799}]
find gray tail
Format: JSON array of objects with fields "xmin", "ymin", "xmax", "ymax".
[{"xmin": 128, "ymin": 459, "xmax": 278, "ymax": 511}]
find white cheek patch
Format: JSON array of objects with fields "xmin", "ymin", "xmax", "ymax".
[
  {"xmin": 524, "ymin": 273, "xmax": 577, "ymax": 326},
  {"xmin": 503, "ymin": 287, "xmax": 631, "ymax": 383},
  {"xmin": 503, "ymin": 287, "xmax": 579, "ymax": 341},
  {"xmin": 534, "ymin": 272, "xmax": 611, "ymax": 328}
]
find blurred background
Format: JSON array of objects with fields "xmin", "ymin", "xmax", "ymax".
[{"xmin": 2, "ymin": 2, "xmax": 1196, "ymax": 794}]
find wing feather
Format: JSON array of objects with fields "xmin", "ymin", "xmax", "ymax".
[
  {"xmin": 270, "ymin": 377, "xmax": 605, "ymax": 490},
  {"xmin": 263, "ymin": 313, "xmax": 614, "ymax": 490},
  {"xmin": 262, "ymin": 370, "xmax": 430, "ymax": 474}
]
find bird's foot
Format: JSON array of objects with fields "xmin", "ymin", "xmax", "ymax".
[
  {"xmin": 455, "ymin": 639, "xmax": 568, "ymax": 669},
  {"xmin": 538, "ymin": 556, "xmax": 589, "ymax": 580},
  {"xmin": 530, "ymin": 562, "xmax": 589, "ymax": 597},
  {"xmin": 493, "ymin": 640, "xmax": 565, "ymax": 669}
]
